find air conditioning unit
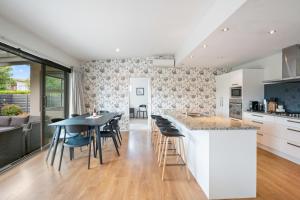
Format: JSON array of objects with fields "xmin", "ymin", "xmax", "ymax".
[{"xmin": 151, "ymin": 58, "xmax": 175, "ymax": 67}]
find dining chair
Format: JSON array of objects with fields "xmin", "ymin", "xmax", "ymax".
[
  {"xmin": 97, "ymin": 119, "xmax": 120, "ymax": 157},
  {"xmin": 58, "ymin": 125, "xmax": 96, "ymax": 171},
  {"xmin": 137, "ymin": 105, "xmax": 147, "ymax": 118},
  {"xmin": 46, "ymin": 118, "xmax": 78, "ymax": 162},
  {"xmin": 97, "ymin": 110, "xmax": 109, "ymax": 115},
  {"xmin": 71, "ymin": 114, "xmax": 79, "ymax": 118}
]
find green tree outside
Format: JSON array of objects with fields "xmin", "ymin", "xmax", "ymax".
[{"xmin": 0, "ymin": 66, "xmax": 16, "ymax": 90}]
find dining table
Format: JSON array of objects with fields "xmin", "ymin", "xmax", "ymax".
[{"xmin": 47, "ymin": 112, "xmax": 119, "ymax": 166}]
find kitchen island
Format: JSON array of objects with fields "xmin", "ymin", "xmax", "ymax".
[{"xmin": 165, "ymin": 113, "xmax": 257, "ymax": 200}]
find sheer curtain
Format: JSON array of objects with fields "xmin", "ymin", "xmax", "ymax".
[{"xmin": 70, "ymin": 67, "xmax": 85, "ymax": 115}]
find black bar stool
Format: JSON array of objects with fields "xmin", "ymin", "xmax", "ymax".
[{"xmin": 158, "ymin": 129, "xmax": 190, "ymax": 181}]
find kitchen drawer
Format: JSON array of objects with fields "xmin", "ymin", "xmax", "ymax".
[
  {"xmin": 283, "ymin": 127, "xmax": 300, "ymax": 143},
  {"xmin": 262, "ymin": 134, "xmax": 283, "ymax": 151},
  {"xmin": 282, "ymin": 140, "xmax": 300, "ymax": 160},
  {"xmin": 275, "ymin": 117, "xmax": 300, "ymax": 129},
  {"xmin": 243, "ymin": 112, "xmax": 273, "ymax": 122}
]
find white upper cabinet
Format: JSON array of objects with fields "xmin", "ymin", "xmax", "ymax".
[{"xmin": 229, "ymin": 70, "xmax": 243, "ymax": 87}]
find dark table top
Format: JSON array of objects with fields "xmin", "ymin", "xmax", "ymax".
[{"xmin": 49, "ymin": 113, "xmax": 119, "ymax": 127}]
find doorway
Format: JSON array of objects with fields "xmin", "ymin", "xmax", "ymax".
[{"xmin": 129, "ymin": 78, "xmax": 150, "ymax": 131}]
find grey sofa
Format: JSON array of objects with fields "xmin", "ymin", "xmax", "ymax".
[{"xmin": 0, "ymin": 116, "xmax": 41, "ymax": 169}]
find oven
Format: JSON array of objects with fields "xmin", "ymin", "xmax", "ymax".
[
  {"xmin": 229, "ymin": 98, "xmax": 242, "ymax": 120},
  {"xmin": 231, "ymin": 86, "xmax": 242, "ymax": 98}
]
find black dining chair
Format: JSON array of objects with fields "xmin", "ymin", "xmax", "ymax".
[
  {"xmin": 97, "ymin": 110, "xmax": 109, "ymax": 115},
  {"xmin": 114, "ymin": 114, "xmax": 123, "ymax": 141},
  {"xmin": 97, "ymin": 119, "xmax": 120, "ymax": 157},
  {"xmin": 58, "ymin": 125, "xmax": 96, "ymax": 171},
  {"xmin": 71, "ymin": 114, "xmax": 79, "ymax": 118},
  {"xmin": 137, "ymin": 105, "xmax": 147, "ymax": 118}
]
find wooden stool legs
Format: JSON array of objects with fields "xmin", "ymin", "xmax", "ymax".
[{"xmin": 160, "ymin": 136, "xmax": 190, "ymax": 181}]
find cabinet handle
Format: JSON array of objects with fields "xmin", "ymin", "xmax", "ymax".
[
  {"xmin": 287, "ymin": 128, "xmax": 300, "ymax": 133},
  {"xmin": 257, "ymin": 132, "xmax": 263, "ymax": 136},
  {"xmin": 287, "ymin": 120, "xmax": 300, "ymax": 124},
  {"xmin": 287, "ymin": 142, "xmax": 300, "ymax": 148},
  {"xmin": 252, "ymin": 114, "xmax": 263, "ymax": 118},
  {"xmin": 232, "ymin": 84, "xmax": 239, "ymax": 86},
  {"xmin": 252, "ymin": 120, "xmax": 263, "ymax": 124}
]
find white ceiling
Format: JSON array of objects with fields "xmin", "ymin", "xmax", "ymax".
[
  {"xmin": 0, "ymin": 0, "xmax": 299, "ymax": 68},
  {"xmin": 182, "ymin": 0, "xmax": 300, "ymax": 68},
  {"xmin": 0, "ymin": 0, "xmax": 215, "ymax": 62}
]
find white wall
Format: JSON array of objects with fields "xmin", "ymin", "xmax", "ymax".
[
  {"xmin": 129, "ymin": 78, "xmax": 148, "ymax": 110},
  {"xmin": 0, "ymin": 16, "xmax": 79, "ymax": 67},
  {"xmin": 232, "ymin": 52, "xmax": 282, "ymax": 81}
]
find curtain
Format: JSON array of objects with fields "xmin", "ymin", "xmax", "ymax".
[{"xmin": 70, "ymin": 67, "xmax": 85, "ymax": 115}]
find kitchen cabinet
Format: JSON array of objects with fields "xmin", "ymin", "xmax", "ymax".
[
  {"xmin": 243, "ymin": 111, "xmax": 300, "ymax": 164},
  {"xmin": 229, "ymin": 70, "xmax": 243, "ymax": 87},
  {"xmin": 216, "ymin": 69, "xmax": 264, "ymax": 118}
]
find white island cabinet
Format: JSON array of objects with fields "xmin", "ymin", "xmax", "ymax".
[{"xmin": 165, "ymin": 113, "xmax": 257, "ymax": 200}]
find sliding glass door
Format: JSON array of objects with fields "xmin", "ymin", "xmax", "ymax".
[{"xmin": 42, "ymin": 66, "xmax": 69, "ymax": 146}]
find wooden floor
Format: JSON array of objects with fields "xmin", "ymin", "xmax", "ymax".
[{"xmin": 0, "ymin": 127, "xmax": 299, "ymax": 200}]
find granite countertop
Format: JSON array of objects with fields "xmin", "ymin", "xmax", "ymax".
[{"xmin": 166, "ymin": 112, "xmax": 257, "ymax": 130}]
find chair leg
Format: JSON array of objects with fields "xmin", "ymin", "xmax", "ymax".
[
  {"xmin": 118, "ymin": 129, "xmax": 122, "ymax": 140},
  {"xmin": 69, "ymin": 148, "xmax": 73, "ymax": 161},
  {"xmin": 159, "ymin": 136, "xmax": 167, "ymax": 167},
  {"xmin": 88, "ymin": 143, "xmax": 92, "ymax": 169},
  {"xmin": 162, "ymin": 137, "xmax": 169, "ymax": 181},
  {"xmin": 157, "ymin": 134, "xmax": 163, "ymax": 162},
  {"xmin": 58, "ymin": 144, "xmax": 65, "ymax": 171},
  {"xmin": 112, "ymin": 136, "xmax": 120, "ymax": 156},
  {"xmin": 180, "ymin": 138, "xmax": 190, "ymax": 180},
  {"xmin": 93, "ymin": 138, "xmax": 96, "ymax": 158},
  {"xmin": 116, "ymin": 133, "xmax": 122, "ymax": 146},
  {"xmin": 45, "ymin": 132, "xmax": 56, "ymax": 162},
  {"xmin": 155, "ymin": 133, "xmax": 162, "ymax": 154}
]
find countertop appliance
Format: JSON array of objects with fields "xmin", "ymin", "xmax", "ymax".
[
  {"xmin": 249, "ymin": 101, "xmax": 259, "ymax": 111},
  {"xmin": 229, "ymin": 98, "xmax": 242, "ymax": 120},
  {"xmin": 231, "ymin": 86, "xmax": 242, "ymax": 98}
]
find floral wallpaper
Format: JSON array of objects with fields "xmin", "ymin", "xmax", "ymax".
[{"xmin": 82, "ymin": 58, "xmax": 230, "ymax": 130}]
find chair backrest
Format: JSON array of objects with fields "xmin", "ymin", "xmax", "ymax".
[
  {"xmin": 51, "ymin": 118, "xmax": 64, "ymax": 123},
  {"xmin": 71, "ymin": 114, "xmax": 79, "ymax": 118},
  {"xmin": 97, "ymin": 110, "xmax": 109, "ymax": 115},
  {"xmin": 139, "ymin": 105, "xmax": 147, "ymax": 111},
  {"xmin": 65, "ymin": 125, "xmax": 89, "ymax": 134}
]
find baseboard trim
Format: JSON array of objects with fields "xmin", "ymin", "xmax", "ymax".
[{"xmin": 258, "ymin": 144, "xmax": 300, "ymax": 165}]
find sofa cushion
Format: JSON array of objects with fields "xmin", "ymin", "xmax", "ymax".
[
  {"xmin": 0, "ymin": 116, "xmax": 11, "ymax": 126},
  {"xmin": 10, "ymin": 116, "xmax": 30, "ymax": 127}
]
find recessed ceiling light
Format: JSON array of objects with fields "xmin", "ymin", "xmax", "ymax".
[
  {"xmin": 269, "ymin": 29, "xmax": 277, "ymax": 35},
  {"xmin": 115, "ymin": 48, "xmax": 120, "ymax": 52},
  {"xmin": 203, "ymin": 44, "xmax": 208, "ymax": 48},
  {"xmin": 221, "ymin": 27, "xmax": 229, "ymax": 32}
]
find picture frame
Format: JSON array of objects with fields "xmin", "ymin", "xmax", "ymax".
[{"xmin": 136, "ymin": 88, "xmax": 144, "ymax": 96}]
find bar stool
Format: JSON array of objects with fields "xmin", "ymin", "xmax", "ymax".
[
  {"xmin": 159, "ymin": 129, "xmax": 190, "ymax": 181},
  {"xmin": 154, "ymin": 120, "xmax": 174, "ymax": 153},
  {"xmin": 157, "ymin": 126, "xmax": 179, "ymax": 163}
]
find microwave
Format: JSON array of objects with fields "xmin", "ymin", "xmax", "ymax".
[{"xmin": 231, "ymin": 86, "xmax": 242, "ymax": 98}]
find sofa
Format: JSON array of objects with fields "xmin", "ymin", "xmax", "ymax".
[{"xmin": 0, "ymin": 116, "xmax": 41, "ymax": 169}]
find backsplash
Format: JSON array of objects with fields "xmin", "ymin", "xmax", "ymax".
[
  {"xmin": 82, "ymin": 58, "xmax": 230, "ymax": 130},
  {"xmin": 264, "ymin": 82, "xmax": 300, "ymax": 112}
]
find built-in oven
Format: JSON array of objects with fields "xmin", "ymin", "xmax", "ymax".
[
  {"xmin": 231, "ymin": 86, "xmax": 242, "ymax": 98},
  {"xmin": 229, "ymin": 98, "xmax": 242, "ymax": 120}
]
